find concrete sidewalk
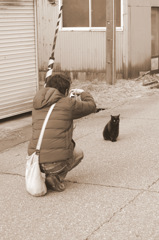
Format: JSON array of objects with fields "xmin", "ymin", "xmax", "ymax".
[
  {"xmin": 1, "ymin": 94, "xmax": 159, "ymax": 240},
  {"xmin": 0, "ymin": 112, "xmax": 32, "ymax": 152}
]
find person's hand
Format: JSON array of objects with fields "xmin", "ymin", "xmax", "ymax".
[{"xmin": 69, "ymin": 89, "xmax": 84, "ymax": 97}]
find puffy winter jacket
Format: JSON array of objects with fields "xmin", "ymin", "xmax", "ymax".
[{"xmin": 28, "ymin": 87, "xmax": 96, "ymax": 164}]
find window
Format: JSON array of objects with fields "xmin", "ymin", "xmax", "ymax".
[
  {"xmin": 151, "ymin": 7, "xmax": 159, "ymax": 57},
  {"xmin": 63, "ymin": 0, "xmax": 89, "ymax": 27},
  {"xmin": 61, "ymin": 0, "xmax": 121, "ymax": 29}
]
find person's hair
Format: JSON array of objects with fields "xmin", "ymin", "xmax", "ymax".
[{"xmin": 46, "ymin": 74, "xmax": 71, "ymax": 95}]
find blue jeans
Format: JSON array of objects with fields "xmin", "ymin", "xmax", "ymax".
[{"xmin": 40, "ymin": 146, "xmax": 84, "ymax": 191}]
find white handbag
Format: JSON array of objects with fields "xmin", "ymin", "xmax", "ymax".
[{"xmin": 25, "ymin": 103, "xmax": 56, "ymax": 197}]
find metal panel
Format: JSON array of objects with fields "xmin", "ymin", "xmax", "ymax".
[
  {"xmin": 128, "ymin": 6, "xmax": 151, "ymax": 78},
  {"xmin": 37, "ymin": 0, "xmax": 59, "ymax": 70},
  {"xmin": 55, "ymin": 31, "xmax": 123, "ymax": 73},
  {"xmin": 0, "ymin": 0, "xmax": 38, "ymax": 119},
  {"xmin": 37, "ymin": 1, "xmax": 123, "ymax": 77}
]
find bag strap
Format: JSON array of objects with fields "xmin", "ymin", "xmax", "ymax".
[{"xmin": 36, "ymin": 103, "xmax": 56, "ymax": 153}]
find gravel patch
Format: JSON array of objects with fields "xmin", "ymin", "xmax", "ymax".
[{"xmin": 71, "ymin": 75, "xmax": 159, "ymax": 110}]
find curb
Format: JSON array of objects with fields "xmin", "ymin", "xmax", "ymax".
[
  {"xmin": 0, "ymin": 125, "xmax": 32, "ymax": 152},
  {"xmin": 0, "ymin": 113, "xmax": 32, "ymax": 152}
]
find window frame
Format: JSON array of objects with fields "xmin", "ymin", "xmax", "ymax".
[
  {"xmin": 151, "ymin": 7, "xmax": 159, "ymax": 58},
  {"xmin": 59, "ymin": 0, "xmax": 123, "ymax": 31}
]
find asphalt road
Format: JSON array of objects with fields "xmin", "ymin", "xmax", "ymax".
[{"xmin": 1, "ymin": 94, "xmax": 159, "ymax": 240}]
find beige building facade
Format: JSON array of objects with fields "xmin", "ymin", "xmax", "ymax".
[
  {"xmin": 1, "ymin": 0, "xmax": 159, "ymax": 119},
  {"xmin": 37, "ymin": 0, "xmax": 159, "ymax": 82}
]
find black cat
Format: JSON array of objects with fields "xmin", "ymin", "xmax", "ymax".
[{"xmin": 103, "ymin": 115, "xmax": 120, "ymax": 142}]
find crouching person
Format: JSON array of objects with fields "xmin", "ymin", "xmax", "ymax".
[{"xmin": 28, "ymin": 74, "xmax": 96, "ymax": 192}]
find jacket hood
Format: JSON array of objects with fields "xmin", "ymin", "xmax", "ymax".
[{"xmin": 33, "ymin": 87, "xmax": 64, "ymax": 109}]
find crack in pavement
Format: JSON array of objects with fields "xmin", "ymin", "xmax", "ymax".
[
  {"xmin": 0, "ymin": 172, "xmax": 24, "ymax": 177},
  {"xmin": 147, "ymin": 177, "xmax": 159, "ymax": 189},
  {"xmin": 66, "ymin": 180, "xmax": 159, "ymax": 194},
  {"xmin": 85, "ymin": 190, "xmax": 144, "ymax": 240},
  {"xmin": 84, "ymin": 176, "xmax": 159, "ymax": 240},
  {"xmin": 0, "ymin": 172, "xmax": 159, "ymax": 194},
  {"xmin": 1, "ymin": 171, "xmax": 159, "ymax": 240}
]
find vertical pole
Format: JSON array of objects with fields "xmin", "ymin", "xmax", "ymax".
[
  {"xmin": 45, "ymin": 4, "xmax": 63, "ymax": 82},
  {"xmin": 106, "ymin": 0, "xmax": 116, "ymax": 84},
  {"xmin": 123, "ymin": 0, "xmax": 128, "ymax": 79}
]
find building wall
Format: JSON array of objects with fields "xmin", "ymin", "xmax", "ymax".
[
  {"xmin": 37, "ymin": 0, "xmax": 126, "ymax": 83},
  {"xmin": 128, "ymin": 0, "xmax": 159, "ymax": 78},
  {"xmin": 37, "ymin": 0, "xmax": 159, "ymax": 81},
  {"xmin": 128, "ymin": 5, "xmax": 151, "ymax": 78},
  {"xmin": 56, "ymin": 31, "xmax": 123, "ymax": 73}
]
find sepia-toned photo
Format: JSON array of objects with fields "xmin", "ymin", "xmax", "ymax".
[{"xmin": 1, "ymin": 0, "xmax": 159, "ymax": 239}]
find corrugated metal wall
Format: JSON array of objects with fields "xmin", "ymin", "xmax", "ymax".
[
  {"xmin": 55, "ymin": 31, "xmax": 123, "ymax": 73},
  {"xmin": 37, "ymin": 0, "xmax": 59, "ymax": 70},
  {"xmin": 57, "ymin": 31, "xmax": 106, "ymax": 72},
  {"xmin": 0, "ymin": 0, "xmax": 38, "ymax": 119},
  {"xmin": 37, "ymin": 1, "xmax": 124, "ymax": 79}
]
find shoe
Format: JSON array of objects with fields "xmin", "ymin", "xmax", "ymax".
[{"xmin": 46, "ymin": 175, "xmax": 65, "ymax": 192}]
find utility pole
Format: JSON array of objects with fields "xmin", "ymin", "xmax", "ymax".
[{"xmin": 106, "ymin": 0, "xmax": 116, "ymax": 85}]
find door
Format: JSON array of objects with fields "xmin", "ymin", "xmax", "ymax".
[
  {"xmin": 151, "ymin": 7, "xmax": 159, "ymax": 71},
  {"xmin": 128, "ymin": 6, "xmax": 151, "ymax": 78}
]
